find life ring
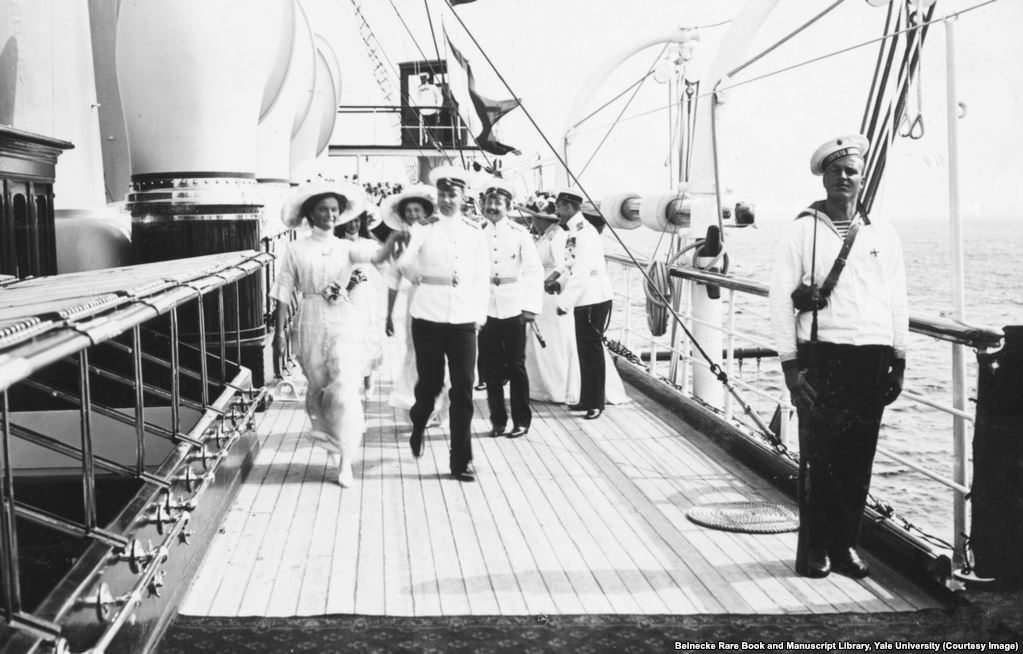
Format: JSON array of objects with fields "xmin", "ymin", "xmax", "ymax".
[{"xmin": 644, "ymin": 259, "xmax": 671, "ymax": 337}]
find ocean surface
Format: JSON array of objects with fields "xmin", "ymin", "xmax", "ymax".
[{"xmin": 603, "ymin": 214, "xmax": 1020, "ymax": 547}]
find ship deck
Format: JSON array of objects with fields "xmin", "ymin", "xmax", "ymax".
[{"xmin": 177, "ymin": 343, "xmax": 941, "ymax": 619}]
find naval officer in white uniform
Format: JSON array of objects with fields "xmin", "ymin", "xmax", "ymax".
[
  {"xmin": 478, "ymin": 177, "xmax": 544, "ymax": 438},
  {"xmin": 396, "ymin": 165, "xmax": 490, "ymax": 481},
  {"xmin": 547, "ymin": 188, "xmax": 614, "ymax": 420}
]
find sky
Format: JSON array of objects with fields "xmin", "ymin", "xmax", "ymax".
[{"xmin": 326, "ymin": 0, "xmax": 1023, "ymax": 224}]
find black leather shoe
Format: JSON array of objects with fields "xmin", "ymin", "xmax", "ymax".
[
  {"xmin": 474, "ymin": 382, "xmax": 487, "ymax": 391},
  {"xmin": 583, "ymin": 408, "xmax": 603, "ymax": 420},
  {"xmin": 451, "ymin": 469, "xmax": 476, "ymax": 482},
  {"xmin": 489, "ymin": 424, "xmax": 506, "ymax": 438},
  {"xmin": 507, "ymin": 425, "xmax": 529, "ymax": 438},
  {"xmin": 831, "ymin": 547, "xmax": 870, "ymax": 578},
  {"xmin": 567, "ymin": 403, "xmax": 587, "ymax": 412},
  {"xmin": 797, "ymin": 549, "xmax": 831, "ymax": 578},
  {"xmin": 409, "ymin": 424, "xmax": 424, "ymax": 458}
]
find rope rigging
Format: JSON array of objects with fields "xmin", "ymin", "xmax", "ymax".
[
  {"xmin": 576, "ymin": 44, "xmax": 670, "ymax": 179},
  {"xmin": 568, "ymin": 0, "xmax": 1001, "ymax": 140},
  {"xmin": 381, "ymin": 0, "xmax": 492, "ymax": 167},
  {"xmin": 434, "ymin": 0, "xmax": 995, "ymax": 581},
  {"xmin": 439, "ymin": 0, "xmax": 775, "ymax": 442}
]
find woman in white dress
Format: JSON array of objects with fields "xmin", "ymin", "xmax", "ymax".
[
  {"xmin": 380, "ymin": 185, "xmax": 448, "ymax": 421},
  {"xmin": 271, "ymin": 182, "xmax": 405, "ymax": 486},
  {"xmin": 525, "ymin": 211, "xmax": 629, "ymax": 405},
  {"xmin": 336, "ymin": 207, "xmax": 386, "ymax": 397}
]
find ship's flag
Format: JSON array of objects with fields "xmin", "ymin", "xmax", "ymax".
[{"xmin": 444, "ymin": 31, "xmax": 521, "ymax": 156}]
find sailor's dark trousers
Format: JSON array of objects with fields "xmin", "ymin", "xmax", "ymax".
[
  {"xmin": 574, "ymin": 300, "xmax": 612, "ymax": 411},
  {"xmin": 796, "ymin": 342, "xmax": 894, "ymax": 553},
  {"xmin": 410, "ymin": 318, "xmax": 476, "ymax": 474},
  {"xmin": 479, "ymin": 315, "xmax": 530, "ymax": 429}
]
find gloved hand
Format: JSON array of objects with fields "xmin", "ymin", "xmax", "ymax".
[
  {"xmin": 882, "ymin": 357, "xmax": 906, "ymax": 405},
  {"xmin": 521, "ymin": 311, "xmax": 537, "ymax": 324},
  {"xmin": 544, "ymin": 271, "xmax": 562, "ymax": 295},
  {"xmin": 782, "ymin": 359, "xmax": 817, "ymax": 410}
]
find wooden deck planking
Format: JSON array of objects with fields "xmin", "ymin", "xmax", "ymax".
[
  {"xmin": 556, "ymin": 404, "xmax": 753, "ymax": 613},
  {"xmin": 467, "ymin": 428, "xmax": 558, "ymax": 616},
  {"xmin": 514, "ymin": 406, "xmax": 646, "ymax": 614},
  {"xmin": 606, "ymin": 393, "xmax": 877, "ymax": 614},
  {"xmin": 389, "ymin": 398, "xmax": 445, "ymax": 616},
  {"xmin": 470, "ymin": 411, "xmax": 585, "ymax": 614},
  {"xmin": 177, "ymin": 407, "xmax": 291, "ymax": 615},
  {"xmin": 238, "ymin": 408, "xmax": 316, "ymax": 616},
  {"xmin": 206, "ymin": 408, "xmax": 306, "ymax": 616},
  {"xmin": 488, "ymin": 407, "xmax": 621, "ymax": 614},
  {"xmin": 535, "ymin": 404, "xmax": 695, "ymax": 613},
  {"xmin": 180, "ymin": 346, "xmax": 942, "ymax": 618},
  {"xmin": 597, "ymin": 404, "xmax": 806, "ymax": 614}
]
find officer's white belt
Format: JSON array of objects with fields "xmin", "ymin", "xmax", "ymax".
[{"xmin": 420, "ymin": 274, "xmax": 459, "ymax": 286}]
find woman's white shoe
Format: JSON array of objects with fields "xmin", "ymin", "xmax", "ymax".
[{"xmin": 338, "ymin": 460, "xmax": 354, "ymax": 487}]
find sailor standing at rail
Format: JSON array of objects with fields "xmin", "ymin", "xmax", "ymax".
[
  {"xmin": 397, "ymin": 165, "xmax": 490, "ymax": 482},
  {"xmin": 478, "ymin": 177, "xmax": 543, "ymax": 438},
  {"xmin": 546, "ymin": 188, "xmax": 614, "ymax": 420},
  {"xmin": 769, "ymin": 134, "xmax": 908, "ymax": 579}
]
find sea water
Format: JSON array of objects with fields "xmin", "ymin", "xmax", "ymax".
[{"xmin": 604, "ymin": 215, "xmax": 1020, "ymax": 544}]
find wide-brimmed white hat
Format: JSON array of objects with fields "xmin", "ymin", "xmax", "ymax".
[
  {"xmin": 281, "ymin": 180, "xmax": 366, "ymax": 228},
  {"xmin": 381, "ymin": 184, "xmax": 437, "ymax": 231}
]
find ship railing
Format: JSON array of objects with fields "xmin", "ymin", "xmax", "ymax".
[
  {"xmin": 606, "ymin": 252, "xmax": 1002, "ymax": 570},
  {"xmin": 334, "ymin": 104, "xmax": 474, "ymax": 150},
  {"xmin": 0, "ymin": 251, "xmax": 272, "ymax": 653}
]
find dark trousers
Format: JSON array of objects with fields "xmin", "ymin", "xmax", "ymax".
[
  {"xmin": 796, "ymin": 342, "xmax": 893, "ymax": 553},
  {"xmin": 574, "ymin": 300, "xmax": 612, "ymax": 411},
  {"xmin": 479, "ymin": 315, "xmax": 530, "ymax": 429},
  {"xmin": 410, "ymin": 319, "xmax": 476, "ymax": 474}
]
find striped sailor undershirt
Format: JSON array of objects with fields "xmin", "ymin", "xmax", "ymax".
[{"xmin": 831, "ymin": 218, "xmax": 852, "ymax": 238}]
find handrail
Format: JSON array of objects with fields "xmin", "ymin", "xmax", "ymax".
[
  {"xmin": 606, "ymin": 252, "xmax": 1004, "ymax": 350},
  {"xmin": 0, "ymin": 252, "xmax": 272, "ymax": 652},
  {"xmin": 605, "ymin": 250, "xmax": 989, "ymax": 571}
]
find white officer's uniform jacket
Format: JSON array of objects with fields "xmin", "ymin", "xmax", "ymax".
[
  {"xmin": 396, "ymin": 213, "xmax": 490, "ymax": 325},
  {"xmin": 482, "ymin": 218, "xmax": 543, "ymax": 319},
  {"xmin": 553, "ymin": 213, "xmax": 613, "ymax": 313}
]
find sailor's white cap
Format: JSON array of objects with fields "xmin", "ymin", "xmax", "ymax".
[
  {"xmin": 380, "ymin": 184, "xmax": 436, "ymax": 231},
  {"xmin": 810, "ymin": 134, "xmax": 869, "ymax": 175},
  {"xmin": 554, "ymin": 187, "xmax": 584, "ymax": 205},
  {"xmin": 428, "ymin": 164, "xmax": 469, "ymax": 190},
  {"xmin": 282, "ymin": 180, "xmax": 365, "ymax": 228},
  {"xmin": 480, "ymin": 177, "xmax": 515, "ymax": 203}
]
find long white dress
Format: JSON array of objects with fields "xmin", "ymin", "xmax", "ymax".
[
  {"xmin": 270, "ymin": 229, "xmax": 378, "ymax": 458},
  {"xmin": 525, "ymin": 223, "xmax": 629, "ymax": 404},
  {"xmin": 346, "ymin": 237, "xmax": 385, "ymax": 381}
]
